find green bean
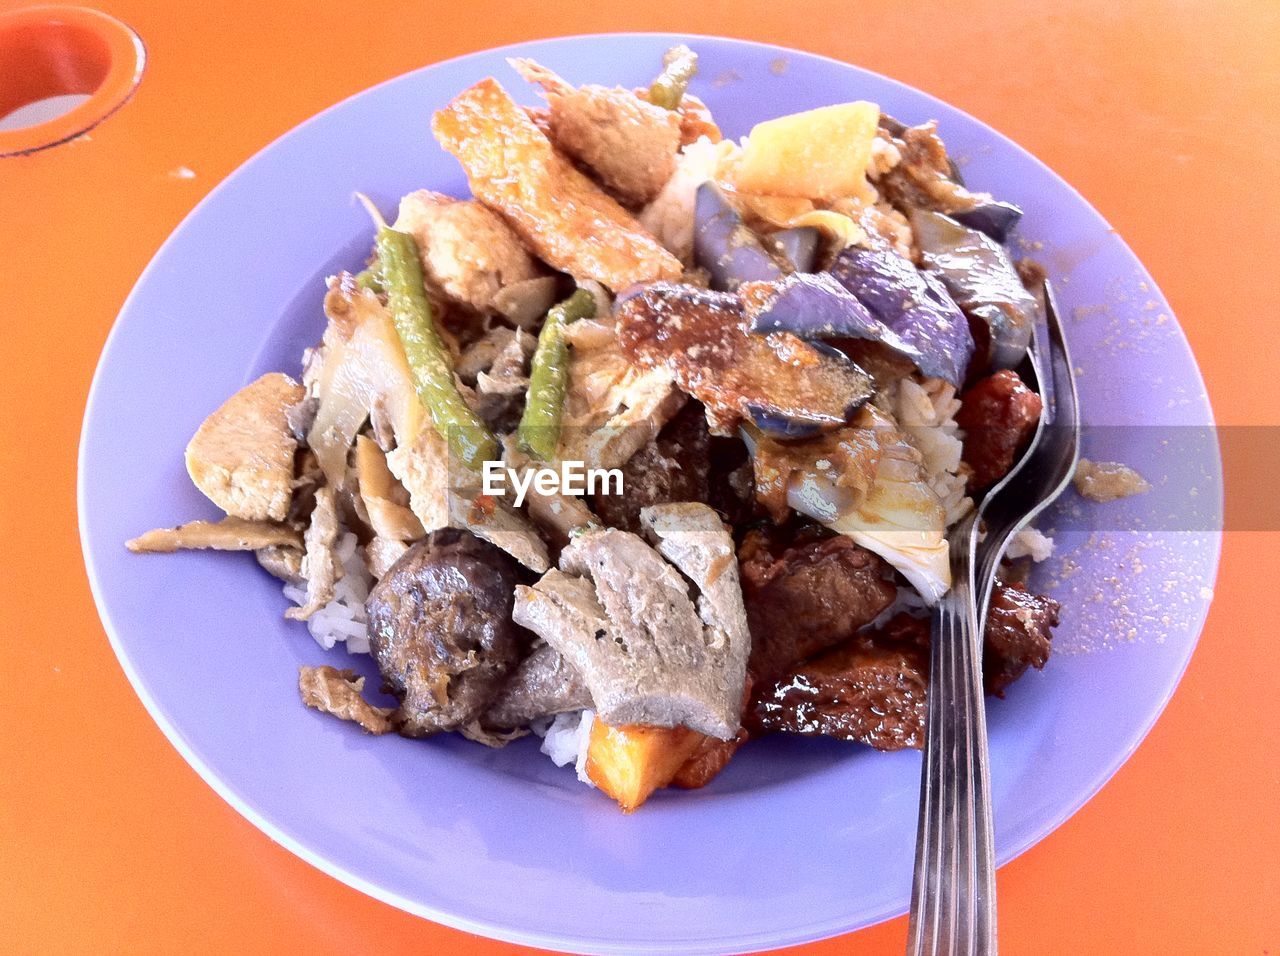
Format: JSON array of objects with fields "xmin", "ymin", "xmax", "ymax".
[
  {"xmin": 648, "ymin": 44, "xmax": 698, "ymax": 111},
  {"xmin": 375, "ymin": 225, "xmax": 499, "ymax": 470},
  {"xmin": 517, "ymin": 288, "xmax": 597, "ymax": 461},
  {"xmin": 354, "ymin": 267, "xmax": 384, "ymax": 294}
]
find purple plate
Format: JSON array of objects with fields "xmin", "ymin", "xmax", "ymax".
[{"xmin": 78, "ymin": 34, "xmax": 1222, "ymax": 955}]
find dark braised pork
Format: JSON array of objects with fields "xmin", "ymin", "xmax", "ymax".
[
  {"xmin": 956, "ymin": 368, "xmax": 1043, "ymax": 491},
  {"xmin": 739, "ymin": 526, "xmax": 898, "ymax": 682}
]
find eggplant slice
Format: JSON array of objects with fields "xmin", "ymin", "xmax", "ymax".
[{"xmin": 616, "ymin": 281, "xmax": 874, "ymax": 438}]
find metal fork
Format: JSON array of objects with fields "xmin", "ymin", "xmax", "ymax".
[{"xmin": 906, "ymin": 281, "xmax": 1081, "ymax": 956}]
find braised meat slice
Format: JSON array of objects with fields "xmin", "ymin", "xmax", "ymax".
[
  {"xmin": 483, "ymin": 641, "xmax": 591, "ymax": 730},
  {"xmin": 738, "ymin": 528, "xmax": 897, "ymax": 681},
  {"xmin": 592, "ymin": 400, "xmax": 711, "ymax": 533},
  {"xmin": 512, "ymin": 504, "xmax": 750, "ymax": 739},
  {"xmin": 984, "ymin": 581, "xmax": 1060, "ymax": 696},
  {"xmin": 956, "ymin": 369, "xmax": 1042, "ymax": 491},
  {"xmin": 752, "ymin": 625, "xmax": 929, "ymax": 751},
  {"xmin": 366, "ymin": 529, "xmax": 527, "ymax": 736}
]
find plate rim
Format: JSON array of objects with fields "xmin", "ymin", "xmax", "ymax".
[{"xmin": 77, "ymin": 31, "xmax": 1223, "ymax": 955}]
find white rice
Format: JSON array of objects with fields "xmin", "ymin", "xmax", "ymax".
[
  {"xmin": 282, "ymin": 531, "xmax": 373, "ymax": 654},
  {"xmin": 884, "ymin": 376, "xmax": 974, "ymax": 528},
  {"xmin": 1005, "ymin": 526, "xmax": 1055, "ymax": 562},
  {"xmin": 534, "ymin": 709, "xmax": 595, "ymax": 786}
]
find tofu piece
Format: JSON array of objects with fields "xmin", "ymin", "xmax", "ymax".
[
  {"xmin": 185, "ymin": 373, "xmax": 304, "ymax": 521},
  {"xmin": 394, "ymin": 190, "xmax": 540, "ymax": 311},
  {"xmin": 431, "ymin": 78, "xmax": 682, "ymax": 292}
]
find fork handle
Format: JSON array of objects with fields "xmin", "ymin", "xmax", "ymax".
[{"xmin": 907, "ymin": 576, "xmax": 997, "ymax": 956}]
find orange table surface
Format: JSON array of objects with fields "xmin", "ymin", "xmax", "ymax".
[{"xmin": 2, "ymin": 1, "xmax": 1278, "ymax": 953}]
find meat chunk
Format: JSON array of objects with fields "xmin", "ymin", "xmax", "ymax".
[
  {"xmin": 185, "ymin": 373, "xmax": 304, "ymax": 521},
  {"xmin": 984, "ymin": 581, "xmax": 1060, "ymax": 695},
  {"xmin": 752, "ymin": 625, "xmax": 929, "ymax": 751},
  {"xmin": 432, "ymin": 78, "xmax": 681, "ymax": 292},
  {"xmin": 738, "ymin": 528, "xmax": 898, "ymax": 681},
  {"xmin": 482, "ymin": 641, "xmax": 591, "ymax": 730},
  {"xmin": 365, "ymin": 530, "xmax": 527, "ymax": 736},
  {"xmin": 512, "ymin": 504, "xmax": 750, "ymax": 739},
  {"xmin": 956, "ymin": 369, "xmax": 1042, "ymax": 491},
  {"xmin": 394, "ymin": 190, "xmax": 540, "ymax": 312},
  {"xmin": 876, "ymin": 119, "xmax": 974, "ymax": 216},
  {"xmin": 640, "ymin": 503, "xmax": 750, "ymax": 665},
  {"xmin": 256, "ymin": 543, "xmax": 305, "ymax": 584},
  {"xmin": 593, "ymin": 400, "xmax": 710, "ymax": 532},
  {"xmin": 510, "ymin": 58, "xmax": 682, "ymax": 207},
  {"xmin": 298, "ymin": 666, "xmax": 394, "ymax": 735},
  {"xmin": 751, "ymin": 580, "xmax": 1060, "ymax": 748}
]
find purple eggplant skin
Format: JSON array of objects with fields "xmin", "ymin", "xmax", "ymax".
[
  {"xmin": 747, "ymin": 341, "xmax": 874, "ymax": 440},
  {"xmin": 747, "ymin": 272, "xmax": 926, "ymax": 365},
  {"xmin": 693, "ymin": 181, "xmax": 784, "ymax": 291},
  {"xmin": 953, "ymin": 200, "xmax": 1023, "ymax": 243},
  {"xmin": 828, "ymin": 247, "xmax": 975, "ymax": 387},
  {"xmin": 909, "ymin": 209, "xmax": 1036, "ymax": 370},
  {"xmin": 616, "ymin": 281, "xmax": 875, "ymax": 441},
  {"xmin": 768, "ymin": 227, "xmax": 821, "ymax": 273},
  {"xmin": 749, "ymin": 272, "xmax": 880, "ymax": 338}
]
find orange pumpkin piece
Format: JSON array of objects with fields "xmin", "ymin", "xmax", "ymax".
[{"xmin": 585, "ymin": 721, "xmax": 706, "ymax": 812}]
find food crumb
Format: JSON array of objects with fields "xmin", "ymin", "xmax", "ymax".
[
  {"xmin": 769, "ymin": 57, "xmax": 789, "ymax": 76},
  {"xmin": 1199, "ymin": 586, "xmax": 1215, "ymax": 601},
  {"xmin": 169, "ymin": 165, "xmax": 197, "ymax": 180},
  {"xmin": 712, "ymin": 68, "xmax": 744, "ymax": 88},
  {"xmin": 1073, "ymin": 458, "xmax": 1152, "ymax": 503}
]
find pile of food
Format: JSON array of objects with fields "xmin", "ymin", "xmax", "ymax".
[{"xmin": 129, "ymin": 46, "xmax": 1064, "ymax": 812}]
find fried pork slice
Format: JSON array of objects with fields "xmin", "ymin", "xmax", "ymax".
[
  {"xmin": 393, "ymin": 190, "xmax": 540, "ymax": 312},
  {"xmin": 431, "ymin": 77, "xmax": 681, "ymax": 292},
  {"xmin": 510, "ymin": 58, "xmax": 681, "ymax": 207},
  {"xmin": 511, "ymin": 504, "xmax": 750, "ymax": 740},
  {"xmin": 126, "ymin": 517, "xmax": 302, "ymax": 553},
  {"xmin": 298, "ymin": 666, "xmax": 394, "ymax": 735},
  {"xmin": 185, "ymin": 373, "xmax": 304, "ymax": 521}
]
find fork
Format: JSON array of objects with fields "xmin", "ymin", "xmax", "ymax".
[{"xmin": 906, "ymin": 281, "xmax": 1081, "ymax": 956}]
